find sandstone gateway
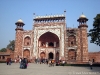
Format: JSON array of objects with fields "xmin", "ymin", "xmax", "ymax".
[{"xmin": 14, "ymin": 11, "xmax": 88, "ymax": 63}]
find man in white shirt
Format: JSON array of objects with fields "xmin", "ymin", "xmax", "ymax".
[{"xmin": 89, "ymin": 60, "xmax": 93, "ymax": 70}]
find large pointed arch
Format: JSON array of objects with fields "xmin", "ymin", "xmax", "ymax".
[
  {"xmin": 39, "ymin": 32, "xmax": 59, "ymax": 42},
  {"xmin": 38, "ymin": 32, "xmax": 59, "ymax": 47}
]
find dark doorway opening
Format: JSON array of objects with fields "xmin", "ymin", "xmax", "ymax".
[
  {"xmin": 48, "ymin": 42, "xmax": 54, "ymax": 47},
  {"xmin": 48, "ymin": 52, "xmax": 53, "ymax": 59}
]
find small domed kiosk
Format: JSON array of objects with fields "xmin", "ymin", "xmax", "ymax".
[{"xmin": 15, "ymin": 19, "xmax": 25, "ymax": 31}]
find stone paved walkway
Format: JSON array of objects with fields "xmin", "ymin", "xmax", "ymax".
[{"xmin": 0, "ymin": 63, "xmax": 100, "ymax": 75}]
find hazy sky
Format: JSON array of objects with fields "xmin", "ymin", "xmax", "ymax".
[{"xmin": 0, "ymin": 0, "xmax": 100, "ymax": 52}]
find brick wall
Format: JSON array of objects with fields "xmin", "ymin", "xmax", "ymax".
[{"xmin": 89, "ymin": 52, "xmax": 100, "ymax": 63}]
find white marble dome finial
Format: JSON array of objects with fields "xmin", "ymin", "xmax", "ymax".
[
  {"xmin": 17, "ymin": 18, "xmax": 23, "ymax": 23},
  {"xmin": 79, "ymin": 13, "xmax": 86, "ymax": 18}
]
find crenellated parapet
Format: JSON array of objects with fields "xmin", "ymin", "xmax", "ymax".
[{"xmin": 33, "ymin": 14, "xmax": 65, "ymax": 26}]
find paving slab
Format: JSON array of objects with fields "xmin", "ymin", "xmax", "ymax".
[{"xmin": 0, "ymin": 63, "xmax": 100, "ymax": 75}]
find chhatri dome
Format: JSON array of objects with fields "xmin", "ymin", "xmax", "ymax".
[
  {"xmin": 79, "ymin": 13, "xmax": 86, "ymax": 18},
  {"xmin": 15, "ymin": 18, "xmax": 25, "ymax": 26},
  {"xmin": 17, "ymin": 18, "xmax": 23, "ymax": 23}
]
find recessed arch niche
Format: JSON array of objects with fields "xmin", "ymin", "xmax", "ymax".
[
  {"xmin": 23, "ymin": 49, "xmax": 30, "ymax": 58},
  {"xmin": 24, "ymin": 36, "xmax": 31, "ymax": 46}
]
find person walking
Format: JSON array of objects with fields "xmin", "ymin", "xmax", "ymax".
[
  {"xmin": 19, "ymin": 58, "xmax": 22, "ymax": 68},
  {"xmin": 6, "ymin": 58, "xmax": 9, "ymax": 65},
  {"xmin": 89, "ymin": 60, "xmax": 93, "ymax": 70},
  {"xmin": 48, "ymin": 59, "xmax": 51, "ymax": 67},
  {"xmin": 62, "ymin": 60, "xmax": 65, "ymax": 66},
  {"xmin": 8, "ymin": 58, "xmax": 12, "ymax": 65}
]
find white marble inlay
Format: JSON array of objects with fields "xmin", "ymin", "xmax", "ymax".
[
  {"xmin": 33, "ymin": 25, "xmax": 65, "ymax": 58},
  {"xmin": 24, "ymin": 35, "xmax": 30, "ymax": 37}
]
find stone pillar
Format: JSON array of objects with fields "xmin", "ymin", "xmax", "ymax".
[
  {"xmin": 46, "ymin": 42, "xmax": 48, "ymax": 47},
  {"xmin": 39, "ymin": 41, "xmax": 41, "ymax": 47},
  {"xmin": 46, "ymin": 49, "xmax": 48, "ymax": 59},
  {"xmin": 54, "ymin": 42, "xmax": 56, "ymax": 47},
  {"xmin": 54, "ymin": 48, "xmax": 55, "ymax": 59}
]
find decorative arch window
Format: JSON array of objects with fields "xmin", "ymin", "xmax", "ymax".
[
  {"xmin": 68, "ymin": 49, "xmax": 76, "ymax": 61},
  {"xmin": 68, "ymin": 35, "xmax": 76, "ymax": 47},
  {"xmin": 24, "ymin": 36, "xmax": 31, "ymax": 46}
]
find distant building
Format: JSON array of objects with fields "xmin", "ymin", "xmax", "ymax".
[{"xmin": 0, "ymin": 49, "xmax": 14, "ymax": 61}]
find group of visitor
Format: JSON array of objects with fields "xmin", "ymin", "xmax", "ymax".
[
  {"xmin": 48, "ymin": 59, "xmax": 55, "ymax": 67},
  {"xmin": 5, "ymin": 56, "xmax": 94, "ymax": 70},
  {"xmin": 35, "ymin": 58, "xmax": 49, "ymax": 64},
  {"xmin": 19, "ymin": 58, "xmax": 28, "ymax": 69},
  {"xmin": 6, "ymin": 57, "xmax": 93, "ymax": 70},
  {"xmin": 34, "ymin": 58, "xmax": 66, "ymax": 67}
]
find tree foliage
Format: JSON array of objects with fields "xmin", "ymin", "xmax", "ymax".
[
  {"xmin": 6, "ymin": 40, "xmax": 15, "ymax": 51},
  {"xmin": 88, "ymin": 14, "xmax": 100, "ymax": 46},
  {"xmin": 0, "ymin": 48, "xmax": 6, "ymax": 52}
]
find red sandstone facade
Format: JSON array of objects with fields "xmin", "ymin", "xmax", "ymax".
[{"xmin": 14, "ymin": 12, "xmax": 89, "ymax": 63}]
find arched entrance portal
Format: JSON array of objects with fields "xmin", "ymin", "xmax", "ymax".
[
  {"xmin": 40, "ymin": 52, "xmax": 45, "ymax": 59},
  {"xmin": 23, "ymin": 49, "xmax": 30, "ymax": 58},
  {"xmin": 48, "ymin": 52, "xmax": 53, "ymax": 59},
  {"xmin": 38, "ymin": 32, "xmax": 59, "ymax": 60}
]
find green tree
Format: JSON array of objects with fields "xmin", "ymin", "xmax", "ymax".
[
  {"xmin": 88, "ymin": 14, "xmax": 100, "ymax": 46},
  {"xmin": 6, "ymin": 40, "xmax": 15, "ymax": 51},
  {"xmin": 0, "ymin": 48, "xmax": 6, "ymax": 52}
]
